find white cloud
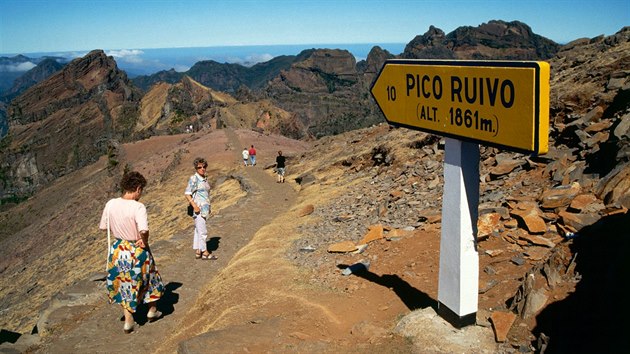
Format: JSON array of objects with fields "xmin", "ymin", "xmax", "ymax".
[
  {"xmin": 246, "ymin": 53, "xmax": 274, "ymax": 63},
  {"xmin": 225, "ymin": 56, "xmax": 245, "ymax": 64},
  {"xmin": 61, "ymin": 51, "xmax": 88, "ymax": 59},
  {"xmin": 224, "ymin": 53, "xmax": 275, "ymax": 67},
  {"xmin": 106, "ymin": 49, "xmax": 145, "ymax": 64},
  {"xmin": 173, "ymin": 64, "xmax": 190, "ymax": 72},
  {"xmin": 0, "ymin": 61, "xmax": 37, "ymax": 72}
]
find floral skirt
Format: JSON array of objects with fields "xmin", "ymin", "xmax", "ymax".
[{"xmin": 106, "ymin": 239, "xmax": 164, "ymax": 313}]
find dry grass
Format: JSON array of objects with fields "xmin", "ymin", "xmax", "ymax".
[{"xmin": 0, "ymin": 130, "xmax": 249, "ymax": 333}]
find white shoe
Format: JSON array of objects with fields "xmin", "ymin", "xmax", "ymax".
[
  {"xmin": 123, "ymin": 321, "xmax": 135, "ymax": 334},
  {"xmin": 147, "ymin": 310, "xmax": 162, "ymax": 322}
]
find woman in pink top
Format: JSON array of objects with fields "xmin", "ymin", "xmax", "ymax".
[{"xmin": 99, "ymin": 171, "xmax": 164, "ymax": 333}]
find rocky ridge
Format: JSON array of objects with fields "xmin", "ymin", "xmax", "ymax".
[{"xmin": 402, "ymin": 20, "xmax": 559, "ymax": 60}]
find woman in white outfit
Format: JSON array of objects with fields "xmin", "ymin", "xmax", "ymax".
[
  {"xmin": 242, "ymin": 148, "xmax": 249, "ymax": 166},
  {"xmin": 184, "ymin": 157, "xmax": 217, "ymax": 260}
]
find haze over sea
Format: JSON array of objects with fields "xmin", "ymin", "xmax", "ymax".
[{"xmin": 15, "ymin": 43, "xmax": 406, "ymax": 77}]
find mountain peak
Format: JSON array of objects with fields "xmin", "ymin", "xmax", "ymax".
[{"xmin": 4, "ymin": 47, "xmax": 141, "ymax": 197}]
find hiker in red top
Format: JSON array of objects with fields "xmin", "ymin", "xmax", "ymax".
[{"xmin": 248, "ymin": 145, "xmax": 257, "ymax": 166}]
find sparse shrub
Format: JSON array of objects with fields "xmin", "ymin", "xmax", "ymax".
[
  {"xmin": 0, "ymin": 134, "xmax": 12, "ymax": 153},
  {"xmin": 170, "ymin": 112, "xmax": 185, "ymax": 125},
  {"xmin": 106, "ymin": 141, "xmax": 120, "ymax": 172},
  {"xmin": 117, "ymin": 103, "xmax": 140, "ymax": 140}
]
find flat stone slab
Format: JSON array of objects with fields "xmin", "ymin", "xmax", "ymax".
[{"xmin": 490, "ymin": 311, "xmax": 516, "ymax": 342}]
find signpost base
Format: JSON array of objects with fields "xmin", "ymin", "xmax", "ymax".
[
  {"xmin": 437, "ymin": 138, "xmax": 480, "ymax": 328},
  {"xmin": 437, "ymin": 301, "xmax": 476, "ymax": 329}
]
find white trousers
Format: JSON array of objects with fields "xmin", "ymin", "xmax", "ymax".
[{"xmin": 193, "ymin": 215, "xmax": 208, "ymax": 252}]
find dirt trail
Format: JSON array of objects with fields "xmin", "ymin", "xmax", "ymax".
[{"xmin": 36, "ymin": 129, "xmax": 297, "ymax": 353}]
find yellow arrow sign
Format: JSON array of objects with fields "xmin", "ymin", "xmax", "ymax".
[{"xmin": 371, "ymin": 60, "xmax": 550, "ymax": 155}]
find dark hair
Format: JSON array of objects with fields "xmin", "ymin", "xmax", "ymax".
[
  {"xmin": 193, "ymin": 157, "xmax": 207, "ymax": 168},
  {"xmin": 278, "ymin": 150, "xmax": 282, "ymax": 155},
  {"xmin": 120, "ymin": 171, "xmax": 147, "ymax": 193}
]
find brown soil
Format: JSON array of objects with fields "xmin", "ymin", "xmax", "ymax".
[{"xmin": 1, "ymin": 126, "xmax": 582, "ymax": 353}]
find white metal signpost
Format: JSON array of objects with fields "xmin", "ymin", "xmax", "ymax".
[{"xmin": 371, "ymin": 59, "xmax": 550, "ymax": 328}]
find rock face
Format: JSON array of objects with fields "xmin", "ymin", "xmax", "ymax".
[
  {"xmin": 2, "ymin": 50, "xmax": 142, "ymax": 199},
  {"xmin": 264, "ymin": 48, "xmax": 393, "ymax": 138},
  {"xmin": 402, "ymin": 20, "xmax": 560, "ymax": 60}
]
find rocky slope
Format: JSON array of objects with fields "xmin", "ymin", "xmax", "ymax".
[{"xmin": 137, "ymin": 75, "xmax": 305, "ymax": 138}]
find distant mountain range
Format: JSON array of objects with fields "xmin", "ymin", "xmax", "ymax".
[
  {"xmin": 0, "ymin": 55, "xmax": 69, "ymax": 93},
  {"xmin": 1, "ymin": 20, "xmax": 628, "ymax": 203}
]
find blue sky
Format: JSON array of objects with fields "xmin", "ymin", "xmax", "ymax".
[
  {"xmin": 1, "ymin": 0, "xmax": 628, "ymax": 55},
  {"xmin": 0, "ymin": 0, "xmax": 627, "ymax": 76}
]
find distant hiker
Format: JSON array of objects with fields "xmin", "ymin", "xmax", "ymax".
[
  {"xmin": 99, "ymin": 171, "xmax": 164, "ymax": 334},
  {"xmin": 276, "ymin": 150, "xmax": 286, "ymax": 183},
  {"xmin": 242, "ymin": 147, "xmax": 250, "ymax": 166},
  {"xmin": 248, "ymin": 145, "xmax": 257, "ymax": 166},
  {"xmin": 184, "ymin": 157, "xmax": 217, "ymax": 260}
]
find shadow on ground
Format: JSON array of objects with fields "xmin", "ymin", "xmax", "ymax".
[
  {"xmin": 338, "ymin": 264, "xmax": 436, "ymax": 311},
  {"xmin": 533, "ymin": 212, "xmax": 630, "ymax": 353},
  {"xmin": 134, "ymin": 282, "xmax": 182, "ymax": 325},
  {"xmin": 207, "ymin": 236, "xmax": 221, "ymax": 252}
]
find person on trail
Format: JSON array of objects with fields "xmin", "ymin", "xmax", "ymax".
[
  {"xmin": 275, "ymin": 150, "xmax": 286, "ymax": 183},
  {"xmin": 248, "ymin": 145, "xmax": 257, "ymax": 166},
  {"xmin": 242, "ymin": 147, "xmax": 249, "ymax": 166},
  {"xmin": 184, "ymin": 157, "xmax": 217, "ymax": 261},
  {"xmin": 99, "ymin": 171, "xmax": 164, "ymax": 334}
]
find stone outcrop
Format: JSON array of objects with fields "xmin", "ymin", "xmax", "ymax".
[
  {"xmin": 402, "ymin": 20, "xmax": 560, "ymax": 60},
  {"xmin": 265, "ymin": 48, "xmax": 386, "ymax": 138}
]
